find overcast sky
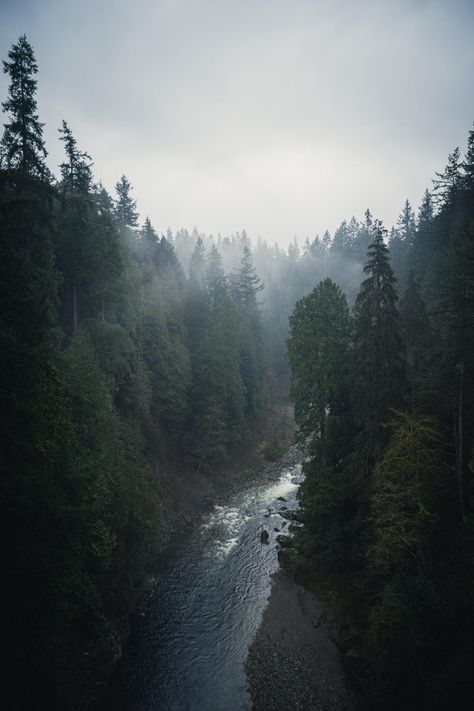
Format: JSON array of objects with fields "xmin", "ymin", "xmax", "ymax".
[{"xmin": 1, "ymin": 0, "xmax": 473, "ymax": 244}]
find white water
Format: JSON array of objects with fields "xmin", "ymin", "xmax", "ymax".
[{"xmin": 106, "ymin": 463, "xmax": 302, "ymax": 711}]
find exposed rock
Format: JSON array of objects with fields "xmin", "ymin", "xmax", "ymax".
[
  {"xmin": 278, "ymin": 509, "xmax": 301, "ymax": 522},
  {"xmin": 260, "ymin": 529, "xmax": 270, "ymax": 544},
  {"xmin": 276, "ymin": 534, "xmax": 293, "ymax": 548},
  {"xmin": 277, "ymin": 496, "xmax": 287, "ymax": 502},
  {"xmin": 274, "ymin": 527, "xmax": 280, "ymax": 532}
]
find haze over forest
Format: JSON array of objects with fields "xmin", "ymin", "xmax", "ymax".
[{"xmin": 1, "ymin": 0, "xmax": 474, "ymax": 244}]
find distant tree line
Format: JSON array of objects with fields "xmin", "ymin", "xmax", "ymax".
[
  {"xmin": 287, "ymin": 124, "xmax": 474, "ymax": 710},
  {"xmin": 0, "ymin": 36, "xmax": 265, "ymax": 710}
]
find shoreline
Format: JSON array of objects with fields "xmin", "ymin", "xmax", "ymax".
[{"xmin": 246, "ymin": 568, "xmax": 355, "ymax": 711}]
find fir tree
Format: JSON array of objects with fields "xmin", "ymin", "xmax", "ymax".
[
  {"xmin": 432, "ymin": 147, "xmax": 462, "ymax": 207},
  {"xmin": 287, "ymin": 278, "xmax": 353, "ymax": 571},
  {"xmin": 353, "ymin": 221, "xmax": 406, "ymax": 463},
  {"xmin": 0, "ymin": 35, "xmax": 48, "ymax": 178},
  {"xmin": 412, "ymin": 189, "xmax": 435, "ymax": 279},
  {"xmin": 389, "ymin": 199, "xmax": 416, "ymax": 292},
  {"xmin": 462, "ymin": 123, "xmax": 474, "ymax": 190},
  {"xmin": 114, "ymin": 174, "xmax": 139, "ymax": 227},
  {"xmin": 58, "ymin": 120, "xmax": 92, "ymax": 194}
]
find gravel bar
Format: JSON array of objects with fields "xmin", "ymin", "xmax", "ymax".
[{"xmin": 246, "ymin": 568, "xmax": 355, "ymax": 711}]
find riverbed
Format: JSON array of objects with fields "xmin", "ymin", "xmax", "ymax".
[{"xmin": 104, "ymin": 455, "xmax": 353, "ymax": 710}]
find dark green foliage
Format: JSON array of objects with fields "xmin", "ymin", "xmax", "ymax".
[
  {"xmin": 287, "ymin": 120, "xmax": 474, "ymax": 711},
  {"xmin": 368, "ymin": 413, "xmax": 446, "ymax": 709},
  {"xmin": 58, "ymin": 120, "xmax": 93, "ymax": 194},
  {"xmin": 0, "ymin": 35, "xmax": 48, "ymax": 178},
  {"xmin": 287, "ymin": 279, "xmax": 353, "ymax": 571},
  {"xmin": 232, "ymin": 246, "xmax": 266, "ymax": 419},
  {"xmin": 388, "ymin": 199, "xmax": 416, "ymax": 293},
  {"xmin": 353, "ymin": 221, "xmax": 406, "ymax": 463},
  {"xmin": 183, "ymin": 241, "xmax": 255, "ymax": 470},
  {"xmin": 0, "ymin": 36, "xmax": 267, "ymax": 711}
]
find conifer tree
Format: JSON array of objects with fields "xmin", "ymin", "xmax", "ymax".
[
  {"xmin": 288, "ymin": 278, "xmax": 353, "ymax": 570},
  {"xmin": 232, "ymin": 246, "xmax": 265, "ymax": 419},
  {"xmin": 389, "ymin": 199, "xmax": 416, "ymax": 292},
  {"xmin": 412, "ymin": 189, "xmax": 435, "ymax": 279},
  {"xmin": 432, "ymin": 147, "xmax": 462, "ymax": 207},
  {"xmin": 353, "ymin": 221, "xmax": 406, "ymax": 463},
  {"xmin": 57, "ymin": 123, "xmax": 97, "ymax": 332},
  {"xmin": 94, "ymin": 181, "xmax": 115, "ymax": 215},
  {"xmin": 462, "ymin": 123, "xmax": 474, "ymax": 189},
  {"xmin": 0, "ymin": 35, "xmax": 48, "ymax": 178},
  {"xmin": 114, "ymin": 174, "xmax": 139, "ymax": 227},
  {"xmin": 58, "ymin": 120, "xmax": 92, "ymax": 194},
  {"xmin": 189, "ymin": 235, "xmax": 207, "ymax": 286}
]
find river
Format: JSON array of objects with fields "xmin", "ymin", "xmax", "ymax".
[{"xmin": 104, "ymin": 459, "xmax": 303, "ymax": 711}]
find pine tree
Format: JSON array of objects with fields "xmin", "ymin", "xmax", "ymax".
[
  {"xmin": 58, "ymin": 120, "xmax": 92, "ymax": 194},
  {"xmin": 432, "ymin": 147, "xmax": 461, "ymax": 207},
  {"xmin": 353, "ymin": 221, "xmax": 406, "ymax": 463},
  {"xmin": 352, "ymin": 209, "xmax": 374, "ymax": 262},
  {"xmin": 332, "ymin": 220, "xmax": 352, "ymax": 255},
  {"xmin": 412, "ymin": 189, "xmax": 435, "ymax": 279},
  {"xmin": 461, "ymin": 123, "xmax": 474, "ymax": 190},
  {"xmin": 399, "ymin": 271, "xmax": 433, "ymax": 409},
  {"xmin": 287, "ymin": 278, "xmax": 353, "ymax": 571},
  {"xmin": 389, "ymin": 199, "xmax": 416, "ymax": 292},
  {"xmin": 206, "ymin": 246, "xmax": 246, "ymax": 446},
  {"xmin": 94, "ymin": 181, "xmax": 115, "ymax": 215},
  {"xmin": 232, "ymin": 246, "xmax": 265, "ymax": 419},
  {"xmin": 436, "ymin": 222, "xmax": 474, "ymax": 519},
  {"xmin": 189, "ymin": 235, "xmax": 207, "ymax": 286},
  {"xmin": 0, "ymin": 37, "xmax": 74, "ymax": 707},
  {"xmin": 0, "ymin": 35, "xmax": 48, "ymax": 178},
  {"xmin": 114, "ymin": 174, "xmax": 138, "ymax": 227},
  {"xmin": 56, "ymin": 124, "xmax": 97, "ymax": 333}
]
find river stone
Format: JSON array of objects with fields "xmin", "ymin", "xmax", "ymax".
[{"xmin": 260, "ymin": 529, "xmax": 270, "ymax": 544}]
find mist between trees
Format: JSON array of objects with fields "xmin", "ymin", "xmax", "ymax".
[{"xmin": 1, "ymin": 34, "xmax": 474, "ymax": 711}]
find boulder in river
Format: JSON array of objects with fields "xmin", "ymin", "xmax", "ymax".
[
  {"xmin": 277, "ymin": 496, "xmax": 287, "ymax": 502},
  {"xmin": 273, "ymin": 527, "xmax": 280, "ymax": 532},
  {"xmin": 260, "ymin": 529, "xmax": 270, "ymax": 544}
]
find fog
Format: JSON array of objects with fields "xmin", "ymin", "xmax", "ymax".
[{"xmin": 1, "ymin": 0, "xmax": 474, "ymax": 244}]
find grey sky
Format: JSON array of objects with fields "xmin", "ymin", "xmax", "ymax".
[{"xmin": 1, "ymin": 0, "xmax": 473, "ymax": 244}]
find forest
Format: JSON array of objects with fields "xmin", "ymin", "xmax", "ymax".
[
  {"xmin": 1, "ymin": 36, "xmax": 268, "ymax": 709},
  {"xmin": 1, "ymin": 32, "xmax": 473, "ymax": 711},
  {"xmin": 287, "ymin": 135, "xmax": 474, "ymax": 708}
]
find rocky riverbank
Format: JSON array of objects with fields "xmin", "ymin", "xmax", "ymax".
[
  {"xmin": 246, "ymin": 568, "xmax": 355, "ymax": 711},
  {"xmin": 156, "ymin": 439, "xmax": 301, "ymax": 553}
]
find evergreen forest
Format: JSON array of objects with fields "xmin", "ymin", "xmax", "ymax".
[{"xmin": 1, "ymin": 33, "xmax": 474, "ymax": 711}]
